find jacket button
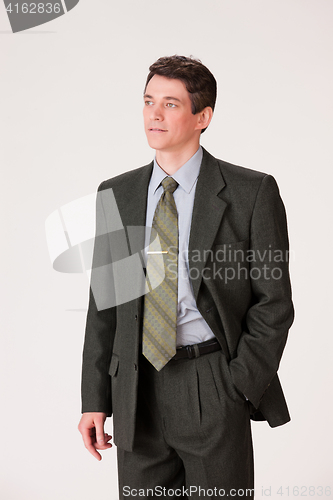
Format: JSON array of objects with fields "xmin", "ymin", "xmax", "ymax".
[
  {"xmin": 134, "ymin": 363, "xmax": 138, "ymax": 371},
  {"xmin": 135, "ymin": 314, "xmax": 138, "ymax": 321}
]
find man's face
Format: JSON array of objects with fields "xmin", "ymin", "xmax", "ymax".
[{"xmin": 143, "ymin": 75, "xmax": 202, "ymax": 155}]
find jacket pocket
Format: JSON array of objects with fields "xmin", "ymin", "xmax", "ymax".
[
  {"xmin": 108, "ymin": 353, "xmax": 119, "ymax": 377},
  {"xmin": 210, "ymin": 239, "xmax": 250, "ymax": 262}
]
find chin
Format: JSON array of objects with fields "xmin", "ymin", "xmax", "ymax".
[{"xmin": 147, "ymin": 139, "xmax": 168, "ymax": 150}]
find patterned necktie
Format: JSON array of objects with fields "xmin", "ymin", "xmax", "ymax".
[{"xmin": 142, "ymin": 177, "xmax": 179, "ymax": 371}]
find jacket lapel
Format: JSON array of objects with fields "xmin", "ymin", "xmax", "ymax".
[
  {"xmin": 121, "ymin": 161, "xmax": 154, "ymax": 227},
  {"xmin": 115, "ymin": 161, "xmax": 154, "ymax": 253},
  {"xmin": 188, "ymin": 148, "xmax": 227, "ymax": 300},
  {"xmin": 113, "ymin": 161, "xmax": 153, "ymax": 318}
]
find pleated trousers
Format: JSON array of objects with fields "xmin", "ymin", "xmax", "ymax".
[{"xmin": 117, "ymin": 349, "xmax": 254, "ymax": 500}]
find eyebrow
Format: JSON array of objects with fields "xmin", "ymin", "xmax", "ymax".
[{"xmin": 143, "ymin": 94, "xmax": 182, "ymax": 103}]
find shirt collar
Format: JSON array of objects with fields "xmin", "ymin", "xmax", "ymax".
[{"xmin": 151, "ymin": 146, "xmax": 203, "ymax": 195}]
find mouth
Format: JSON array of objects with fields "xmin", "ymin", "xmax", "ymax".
[{"xmin": 148, "ymin": 128, "xmax": 167, "ymax": 132}]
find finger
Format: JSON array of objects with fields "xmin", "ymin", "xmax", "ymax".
[
  {"xmin": 80, "ymin": 427, "xmax": 102, "ymax": 460},
  {"xmin": 95, "ymin": 442, "xmax": 112, "ymax": 450},
  {"xmin": 94, "ymin": 433, "xmax": 112, "ymax": 449},
  {"xmin": 94, "ymin": 417, "xmax": 106, "ymax": 446},
  {"xmin": 87, "ymin": 443, "xmax": 103, "ymax": 460}
]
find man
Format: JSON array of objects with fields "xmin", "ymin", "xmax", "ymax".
[{"xmin": 78, "ymin": 55, "xmax": 294, "ymax": 499}]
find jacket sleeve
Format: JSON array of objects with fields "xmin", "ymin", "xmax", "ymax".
[
  {"xmin": 229, "ymin": 174, "xmax": 294, "ymax": 408},
  {"xmin": 81, "ymin": 182, "xmax": 116, "ymax": 416}
]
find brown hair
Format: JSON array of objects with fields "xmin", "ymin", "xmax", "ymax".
[{"xmin": 144, "ymin": 55, "xmax": 217, "ymax": 133}]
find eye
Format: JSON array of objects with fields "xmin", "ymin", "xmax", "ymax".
[
  {"xmin": 144, "ymin": 100, "xmax": 153, "ymax": 106},
  {"xmin": 166, "ymin": 103, "xmax": 176, "ymax": 108}
]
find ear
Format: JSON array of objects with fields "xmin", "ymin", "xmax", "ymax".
[{"xmin": 195, "ymin": 106, "xmax": 213, "ymax": 131}]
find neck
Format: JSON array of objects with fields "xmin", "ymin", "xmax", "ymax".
[{"xmin": 155, "ymin": 143, "xmax": 200, "ymax": 175}]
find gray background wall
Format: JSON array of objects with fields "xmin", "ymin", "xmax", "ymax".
[{"xmin": 1, "ymin": 0, "xmax": 332, "ymax": 498}]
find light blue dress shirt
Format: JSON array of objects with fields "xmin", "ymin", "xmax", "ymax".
[{"xmin": 144, "ymin": 146, "xmax": 216, "ymax": 347}]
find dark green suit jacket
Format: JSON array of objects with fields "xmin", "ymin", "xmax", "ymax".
[{"xmin": 81, "ymin": 148, "xmax": 294, "ymax": 452}]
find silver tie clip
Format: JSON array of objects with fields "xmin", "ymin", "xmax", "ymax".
[{"xmin": 147, "ymin": 251, "xmax": 168, "ymax": 254}]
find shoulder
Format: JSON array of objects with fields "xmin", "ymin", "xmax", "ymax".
[
  {"xmin": 220, "ymin": 159, "xmax": 279, "ymax": 196},
  {"xmin": 201, "ymin": 149, "xmax": 282, "ymax": 217},
  {"xmin": 218, "ymin": 158, "xmax": 266, "ymax": 181},
  {"xmin": 97, "ymin": 161, "xmax": 154, "ymax": 192},
  {"xmin": 204, "ymin": 148, "xmax": 278, "ymax": 193}
]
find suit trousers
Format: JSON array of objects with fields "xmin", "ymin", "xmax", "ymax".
[{"xmin": 117, "ymin": 349, "xmax": 254, "ymax": 499}]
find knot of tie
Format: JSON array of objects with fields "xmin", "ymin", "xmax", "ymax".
[{"xmin": 162, "ymin": 177, "xmax": 178, "ymax": 194}]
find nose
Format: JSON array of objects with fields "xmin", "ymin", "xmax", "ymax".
[{"xmin": 150, "ymin": 103, "xmax": 163, "ymax": 121}]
